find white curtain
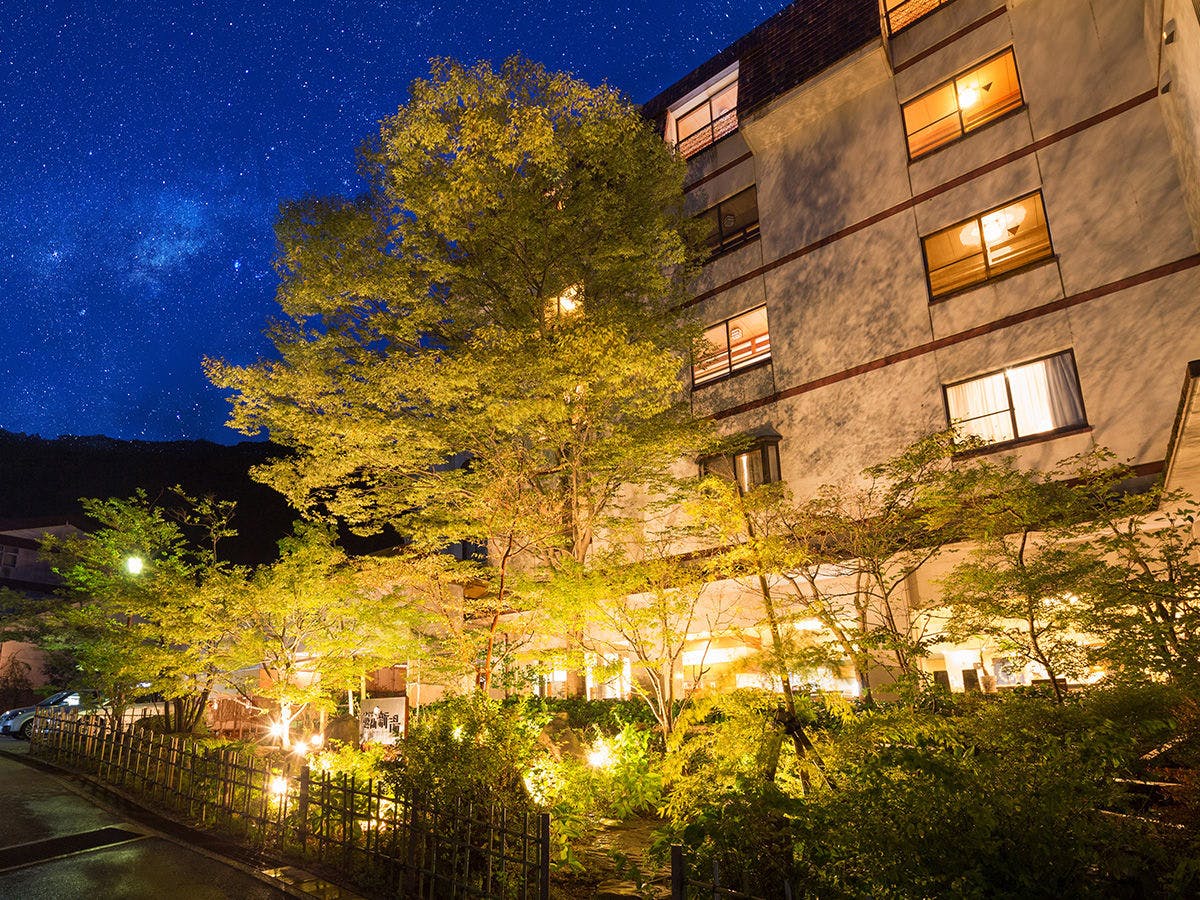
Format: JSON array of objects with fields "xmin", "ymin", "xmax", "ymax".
[
  {"xmin": 1007, "ymin": 353, "xmax": 1084, "ymax": 437},
  {"xmin": 947, "ymin": 372, "xmax": 1013, "ymax": 443}
]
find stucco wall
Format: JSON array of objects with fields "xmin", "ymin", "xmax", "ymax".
[{"xmin": 680, "ymin": 0, "xmax": 1200, "ymax": 499}]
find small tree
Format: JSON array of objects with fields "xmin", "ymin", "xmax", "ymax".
[
  {"xmin": 696, "ymin": 434, "xmax": 965, "ymax": 709},
  {"xmin": 33, "ymin": 490, "xmax": 238, "ymax": 730},
  {"xmin": 940, "ymin": 457, "xmax": 1106, "ymax": 703},
  {"xmin": 1076, "ymin": 469, "xmax": 1200, "ymax": 686},
  {"xmin": 223, "ymin": 524, "xmax": 416, "ymax": 747},
  {"xmin": 556, "ymin": 534, "xmax": 739, "ymax": 739}
]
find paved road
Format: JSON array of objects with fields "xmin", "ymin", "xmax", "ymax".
[{"xmin": 0, "ymin": 737, "xmax": 288, "ymax": 899}]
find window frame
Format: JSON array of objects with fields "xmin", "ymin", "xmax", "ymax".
[
  {"xmin": 885, "ymin": 0, "xmax": 958, "ymax": 36},
  {"xmin": 920, "ymin": 189, "xmax": 1056, "ymax": 302},
  {"xmin": 691, "ymin": 303, "xmax": 772, "ymax": 388},
  {"xmin": 665, "ymin": 63, "xmax": 740, "ymax": 160},
  {"xmin": 700, "ymin": 438, "xmax": 782, "ymax": 494},
  {"xmin": 902, "ymin": 47, "xmax": 1026, "ymax": 162},
  {"xmin": 941, "ymin": 349, "xmax": 1089, "ymax": 452},
  {"xmin": 697, "ymin": 185, "xmax": 761, "ymax": 259}
]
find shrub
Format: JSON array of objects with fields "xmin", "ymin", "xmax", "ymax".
[
  {"xmin": 386, "ymin": 694, "xmax": 548, "ymax": 810},
  {"xmin": 659, "ymin": 687, "xmax": 1198, "ymax": 898}
]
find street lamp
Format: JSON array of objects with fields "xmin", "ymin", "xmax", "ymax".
[{"xmin": 124, "ymin": 555, "xmax": 144, "ymax": 576}]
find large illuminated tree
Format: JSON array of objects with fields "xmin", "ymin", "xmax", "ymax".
[{"xmin": 206, "ymin": 57, "xmax": 710, "ymax": 689}]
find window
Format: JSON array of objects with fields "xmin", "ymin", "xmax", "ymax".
[
  {"xmin": 944, "ymin": 350, "xmax": 1086, "ymax": 447},
  {"xmin": 0, "ymin": 546, "xmax": 15, "ymax": 568},
  {"xmin": 697, "ymin": 186, "xmax": 760, "ymax": 256},
  {"xmin": 885, "ymin": 0, "xmax": 954, "ymax": 35},
  {"xmin": 702, "ymin": 440, "xmax": 782, "ymax": 493},
  {"xmin": 922, "ymin": 191, "xmax": 1053, "ymax": 299},
  {"xmin": 903, "ymin": 49, "xmax": 1024, "ymax": 159},
  {"xmin": 692, "ymin": 305, "xmax": 771, "ymax": 386},
  {"xmin": 666, "ymin": 65, "xmax": 739, "ymax": 159}
]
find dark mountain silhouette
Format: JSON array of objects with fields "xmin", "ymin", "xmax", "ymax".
[{"xmin": 0, "ymin": 430, "xmax": 296, "ymax": 564}]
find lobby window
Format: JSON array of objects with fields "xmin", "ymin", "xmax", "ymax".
[
  {"xmin": 903, "ymin": 49, "xmax": 1024, "ymax": 159},
  {"xmin": 886, "ymin": 0, "xmax": 954, "ymax": 35},
  {"xmin": 698, "ymin": 186, "xmax": 760, "ymax": 256},
  {"xmin": 922, "ymin": 191, "xmax": 1053, "ymax": 299},
  {"xmin": 945, "ymin": 350, "xmax": 1086, "ymax": 447},
  {"xmin": 692, "ymin": 305, "xmax": 771, "ymax": 386},
  {"xmin": 702, "ymin": 440, "xmax": 782, "ymax": 493},
  {"xmin": 666, "ymin": 64, "xmax": 739, "ymax": 159}
]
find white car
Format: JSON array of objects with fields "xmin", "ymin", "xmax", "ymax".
[{"xmin": 0, "ymin": 689, "xmax": 95, "ymax": 740}]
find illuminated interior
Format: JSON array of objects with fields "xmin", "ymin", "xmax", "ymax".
[
  {"xmin": 692, "ymin": 305, "xmax": 771, "ymax": 386},
  {"xmin": 666, "ymin": 66, "xmax": 739, "ymax": 159},
  {"xmin": 903, "ymin": 49, "xmax": 1023, "ymax": 159},
  {"xmin": 922, "ymin": 192, "xmax": 1051, "ymax": 298},
  {"xmin": 697, "ymin": 185, "xmax": 760, "ymax": 255},
  {"xmin": 945, "ymin": 350, "xmax": 1086, "ymax": 446}
]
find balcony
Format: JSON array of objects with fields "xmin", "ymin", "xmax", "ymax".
[
  {"xmin": 886, "ymin": 0, "xmax": 951, "ymax": 35},
  {"xmin": 678, "ymin": 107, "xmax": 739, "ymax": 159}
]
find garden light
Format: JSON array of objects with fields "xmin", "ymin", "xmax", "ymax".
[
  {"xmin": 292, "ymin": 740, "xmax": 309, "ymax": 756},
  {"xmin": 309, "ymin": 733, "xmax": 324, "ymax": 747},
  {"xmin": 124, "ymin": 555, "xmax": 144, "ymax": 576},
  {"xmin": 587, "ymin": 739, "xmax": 613, "ymax": 769},
  {"xmin": 267, "ymin": 721, "xmax": 286, "ymax": 739},
  {"xmin": 269, "ymin": 776, "xmax": 288, "ymax": 796}
]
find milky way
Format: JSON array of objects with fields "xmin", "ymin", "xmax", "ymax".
[{"xmin": 0, "ymin": 1, "xmax": 788, "ymax": 443}]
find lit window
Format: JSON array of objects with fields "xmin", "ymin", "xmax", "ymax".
[
  {"xmin": 945, "ymin": 351, "xmax": 1086, "ymax": 447},
  {"xmin": 666, "ymin": 65, "xmax": 739, "ymax": 159},
  {"xmin": 697, "ymin": 186, "xmax": 760, "ymax": 256},
  {"xmin": 922, "ymin": 191, "xmax": 1053, "ymax": 299},
  {"xmin": 702, "ymin": 440, "xmax": 782, "ymax": 493},
  {"xmin": 903, "ymin": 49, "xmax": 1024, "ymax": 159},
  {"xmin": 692, "ymin": 305, "xmax": 771, "ymax": 386},
  {"xmin": 885, "ymin": 0, "xmax": 954, "ymax": 35}
]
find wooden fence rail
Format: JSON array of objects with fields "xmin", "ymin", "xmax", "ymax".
[{"xmin": 30, "ymin": 709, "xmax": 550, "ymax": 900}]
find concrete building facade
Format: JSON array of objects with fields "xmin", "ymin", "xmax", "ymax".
[{"xmin": 634, "ymin": 0, "xmax": 1200, "ymax": 694}]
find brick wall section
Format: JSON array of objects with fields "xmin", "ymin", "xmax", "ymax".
[{"xmin": 642, "ymin": 0, "xmax": 882, "ymax": 128}]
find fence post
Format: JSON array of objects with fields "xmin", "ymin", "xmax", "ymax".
[
  {"xmin": 538, "ymin": 812, "xmax": 550, "ymax": 900},
  {"xmin": 671, "ymin": 844, "xmax": 685, "ymax": 900},
  {"xmin": 297, "ymin": 764, "xmax": 310, "ymax": 852}
]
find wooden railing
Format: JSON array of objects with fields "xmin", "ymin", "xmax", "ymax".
[{"xmin": 30, "ymin": 709, "xmax": 550, "ymax": 900}]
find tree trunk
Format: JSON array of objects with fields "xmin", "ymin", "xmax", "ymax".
[{"xmin": 279, "ymin": 702, "xmax": 292, "ymax": 750}]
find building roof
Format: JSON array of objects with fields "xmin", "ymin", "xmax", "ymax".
[{"xmin": 642, "ymin": 0, "xmax": 881, "ymax": 127}]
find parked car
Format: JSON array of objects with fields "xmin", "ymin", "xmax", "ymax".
[
  {"xmin": 0, "ymin": 690, "xmax": 164, "ymax": 739},
  {"xmin": 0, "ymin": 689, "xmax": 96, "ymax": 739}
]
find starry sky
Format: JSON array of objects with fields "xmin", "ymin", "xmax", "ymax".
[{"xmin": 1, "ymin": 1, "xmax": 789, "ymax": 444}]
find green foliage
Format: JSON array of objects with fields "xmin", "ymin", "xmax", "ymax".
[
  {"xmin": 525, "ymin": 722, "xmax": 663, "ymax": 872},
  {"xmin": 310, "ymin": 740, "xmax": 390, "ymax": 781},
  {"xmin": 506, "ymin": 695, "xmax": 659, "ymax": 735},
  {"xmin": 223, "ymin": 523, "xmax": 418, "ymax": 741},
  {"xmin": 26, "ymin": 490, "xmax": 239, "ymax": 729},
  {"xmin": 205, "ymin": 55, "xmax": 713, "ymax": 690},
  {"xmin": 658, "ymin": 686, "xmax": 1197, "ymax": 898},
  {"xmin": 387, "ymin": 693, "xmax": 549, "ymax": 810},
  {"xmin": 1082, "ymin": 496, "xmax": 1200, "ymax": 688}
]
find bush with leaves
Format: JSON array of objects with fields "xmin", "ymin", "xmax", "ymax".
[
  {"xmin": 658, "ymin": 685, "xmax": 1197, "ymax": 898},
  {"xmin": 386, "ymin": 694, "xmax": 549, "ymax": 811},
  {"xmin": 509, "ymin": 695, "xmax": 660, "ymax": 738}
]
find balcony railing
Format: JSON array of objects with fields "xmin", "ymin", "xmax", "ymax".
[
  {"xmin": 886, "ymin": 0, "xmax": 950, "ymax": 34},
  {"xmin": 678, "ymin": 108, "xmax": 739, "ymax": 159}
]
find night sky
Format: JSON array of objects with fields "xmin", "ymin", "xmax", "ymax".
[{"xmin": 1, "ymin": 1, "xmax": 788, "ymax": 444}]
